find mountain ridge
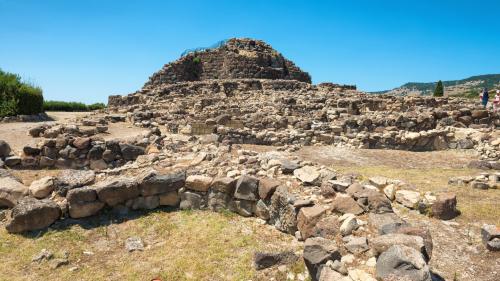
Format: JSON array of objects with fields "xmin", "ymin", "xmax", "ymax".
[{"xmin": 372, "ymin": 74, "xmax": 500, "ymax": 97}]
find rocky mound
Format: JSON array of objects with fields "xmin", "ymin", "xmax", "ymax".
[{"xmin": 142, "ymin": 38, "xmax": 311, "ymax": 89}]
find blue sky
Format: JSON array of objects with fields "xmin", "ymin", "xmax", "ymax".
[{"xmin": 1, "ymin": 0, "xmax": 499, "ymax": 103}]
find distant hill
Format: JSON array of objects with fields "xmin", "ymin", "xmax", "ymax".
[{"xmin": 373, "ymin": 74, "xmax": 500, "ymax": 97}]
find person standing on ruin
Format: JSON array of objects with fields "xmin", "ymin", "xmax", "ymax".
[
  {"xmin": 493, "ymin": 90, "xmax": 500, "ymax": 112},
  {"xmin": 481, "ymin": 88, "xmax": 489, "ymax": 108}
]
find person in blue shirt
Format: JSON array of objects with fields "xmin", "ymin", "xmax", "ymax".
[{"xmin": 481, "ymin": 88, "xmax": 489, "ymax": 108}]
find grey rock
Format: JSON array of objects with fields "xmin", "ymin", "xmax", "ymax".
[
  {"xmin": 234, "ymin": 175, "xmax": 259, "ymax": 201},
  {"xmin": 6, "ymin": 198, "xmax": 61, "ymax": 233},
  {"xmin": 0, "ymin": 176, "xmax": 29, "ymax": 207},
  {"xmin": 125, "ymin": 237, "xmax": 144, "ymax": 252},
  {"xmin": 376, "ymin": 245, "xmax": 431, "ymax": 281},
  {"xmin": 179, "ymin": 191, "xmax": 202, "ymax": 210},
  {"xmin": 94, "ymin": 177, "xmax": 139, "ymax": 206},
  {"xmin": 139, "ymin": 170, "xmax": 185, "ymax": 196},
  {"xmin": 481, "ymin": 224, "xmax": 500, "ymax": 251},
  {"xmin": 303, "ymin": 237, "xmax": 341, "ymax": 281},
  {"xmin": 0, "ymin": 140, "xmax": 11, "ymax": 158}
]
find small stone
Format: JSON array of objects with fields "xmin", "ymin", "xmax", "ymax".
[{"xmin": 125, "ymin": 237, "xmax": 144, "ymax": 252}]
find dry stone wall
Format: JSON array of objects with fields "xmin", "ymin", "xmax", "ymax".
[{"xmin": 142, "ymin": 38, "xmax": 311, "ymax": 89}]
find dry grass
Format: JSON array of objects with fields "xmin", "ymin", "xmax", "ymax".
[
  {"xmin": 0, "ymin": 209, "xmax": 305, "ymax": 281},
  {"xmin": 335, "ymin": 165, "xmax": 500, "ymax": 225}
]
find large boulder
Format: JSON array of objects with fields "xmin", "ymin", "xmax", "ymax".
[
  {"xmin": 234, "ymin": 175, "xmax": 259, "ymax": 201},
  {"xmin": 139, "ymin": 170, "xmax": 185, "ymax": 196},
  {"xmin": 0, "ymin": 177, "xmax": 29, "ymax": 207},
  {"xmin": 93, "ymin": 177, "xmax": 139, "ymax": 206},
  {"xmin": 6, "ymin": 198, "xmax": 61, "ymax": 233},
  {"xmin": 303, "ymin": 237, "xmax": 341, "ymax": 281},
  {"xmin": 0, "ymin": 140, "xmax": 11, "ymax": 158},
  {"xmin": 67, "ymin": 187, "xmax": 105, "ymax": 218},
  {"xmin": 376, "ymin": 245, "xmax": 432, "ymax": 281}
]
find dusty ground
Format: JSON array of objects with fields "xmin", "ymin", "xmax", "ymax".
[{"xmin": 0, "ymin": 112, "xmax": 149, "ymax": 153}]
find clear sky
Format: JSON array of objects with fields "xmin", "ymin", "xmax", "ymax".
[{"xmin": 1, "ymin": 0, "xmax": 499, "ymax": 103}]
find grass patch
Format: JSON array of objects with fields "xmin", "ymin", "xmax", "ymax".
[
  {"xmin": 0, "ymin": 210, "xmax": 299, "ymax": 281},
  {"xmin": 335, "ymin": 165, "xmax": 500, "ymax": 225}
]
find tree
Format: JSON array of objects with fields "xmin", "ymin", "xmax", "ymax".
[{"xmin": 434, "ymin": 80, "xmax": 444, "ymax": 97}]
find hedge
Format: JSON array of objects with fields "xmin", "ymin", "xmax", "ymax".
[
  {"xmin": 43, "ymin": 101, "xmax": 106, "ymax": 112},
  {"xmin": 0, "ymin": 69, "xmax": 44, "ymax": 117}
]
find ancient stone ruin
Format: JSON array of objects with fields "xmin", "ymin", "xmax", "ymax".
[{"xmin": 0, "ymin": 38, "xmax": 499, "ymax": 281}]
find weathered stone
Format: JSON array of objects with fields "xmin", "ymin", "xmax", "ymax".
[
  {"xmin": 370, "ymin": 233, "xmax": 426, "ymax": 257},
  {"xmin": 94, "ymin": 177, "xmax": 139, "ymax": 206},
  {"xmin": 354, "ymin": 189, "xmax": 393, "ymax": 214},
  {"xmin": 369, "ymin": 176, "xmax": 388, "ymax": 188},
  {"xmin": 179, "ymin": 191, "xmax": 202, "ymax": 210},
  {"xmin": 395, "ymin": 190, "xmax": 421, "ymax": 209},
  {"xmin": 73, "ymin": 137, "xmax": 90, "ymax": 149},
  {"xmin": 139, "ymin": 170, "xmax": 185, "ymax": 196},
  {"xmin": 56, "ymin": 170, "xmax": 96, "ymax": 192},
  {"xmin": 233, "ymin": 200, "xmax": 255, "ymax": 217},
  {"xmin": 431, "ymin": 192, "xmax": 459, "ymax": 220},
  {"xmin": 318, "ymin": 266, "xmax": 346, "ymax": 281},
  {"xmin": 481, "ymin": 224, "xmax": 500, "ymax": 251},
  {"xmin": 269, "ymin": 185, "xmax": 297, "ymax": 234},
  {"xmin": 0, "ymin": 140, "xmax": 11, "ymax": 158},
  {"xmin": 345, "ymin": 236, "xmax": 369, "ymax": 254},
  {"xmin": 376, "ymin": 245, "xmax": 431, "ymax": 281},
  {"xmin": 303, "ymin": 237, "xmax": 341, "ymax": 281},
  {"xmin": 281, "ymin": 159, "xmax": 300, "ymax": 174},
  {"xmin": 125, "ymin": 236, "xmax": 144, "ymax": 252},
  {"xmin": 340, "ymin": 215, "xmax": 359, "ymax": 236},
  {"xmin": 255, "ymin": 199, "xmax": 270, "ymax": 220},
  {"xmin": 311, "ymin": 215, "xmax": 340, "ymax": 239},
  {"xmin": 127, "ymin": 195, "xmax": 159, "ymax": 210},
  {"xmin": 23, "ymin": 146, "xmax": 41, "ymax": 156},
  {"xmin": 234, "ymin": 175, "xmax": 259, "ymax": 201},
  {"xmin": 4, "ymin": 156, "xmax": 21, "ymax": 167},
  {"xmin": 253, "ymin": 251, "xmax": 298, "ymax": 270},
  {"xmin": 207, "ymin": 190, "xmax": 231, "ymax": 211},
  {"xmin": 294, "ymin": 166, "xmax": 321, "ymax": 184},
  {"xmin": 29, "ymin": 176, "xmax": 54, "ymax": 199},
  {"xmin": 119, "ymin": 143, "xmax": 145, "ymax": 161},
  {"xmin": 159, "ymin": 191, "xmax": 179, "ymax": 206},
  {"xmin": 0, "ymin": 177, "xmax": 28, "ymax": 207},
  {"xmin": 6, "ymin": 198, "xmax": 61, "ymax": 233},
  {"xmin": 69, "ymin": 200, "xmax": 105, "ymax": 218},
  {"xmin": 258, "ymin": 177, "xmax": 280, "ymax": 200},
  {"xmin": 185, "ymin": 175, "xmax": 213, "ymax": 192},
  {"xmin": 211, "ymin": 177, "xmax": 236, "ymax": 194},
  {"xmin": 331, "ymin": 194, "xmax": 364, "ymax": 215},
  {"xmin": 297, "ymin": 205, "xmax": 326, "ymax": 239}
]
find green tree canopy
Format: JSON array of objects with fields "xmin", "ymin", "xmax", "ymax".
[{"xmin": 433, "ymin": 80, "xmax": 444, "ymax": 97}]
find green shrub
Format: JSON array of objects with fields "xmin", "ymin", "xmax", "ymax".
[
  {"xmin": 43, "ymin": 100, "xmax": 106, "ymax": 112},
  {"xmin": 433, "ymin": 80, "xmax": 444, "ymax": 97},
  {"xmin": 0, "ymin": 69, "xmax": 44, "ymax": 117},
  {"xmin": 192, "ymin": 57, "xmax": 201, "ymax": 64},
  {"xmin": 17, "ymin": 85, "xmax": 43, "ymax": 115},
  {"xmin": 87, "ymin": 102, "xmax": 106, "ymax": 110}
]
